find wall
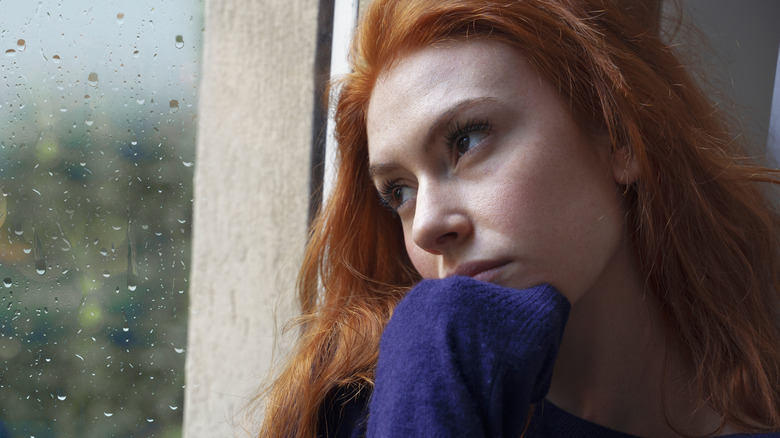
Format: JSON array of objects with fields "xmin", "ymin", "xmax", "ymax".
[{"xmin": 183, "ymin": 0, "xmax": 317, "ymax": 435}]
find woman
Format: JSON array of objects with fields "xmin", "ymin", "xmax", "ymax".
[{"xmin": 260, "ymin": 0, "xmax": 780, "ymax": 436}]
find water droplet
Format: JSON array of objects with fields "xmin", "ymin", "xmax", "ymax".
[
  {"xmin": 127, "ymin": 228, "xmax": 138, "ymax": 292},
  {"xmin": 133, "ymin": 50, "xmax": 140, "ymax": 58},
  {"xmin": 59, "ymin": 106, "xmax": 67, "ymax": 113},
  {"xmin": 174, "ymin": 347, "xmax": 185, "ymax": 354},
  {"xmin": 182, "ymin": 161, "xmax": 193, "ymax": 168},
  {"xmin": 16, "ymin": 39, "xmax": 26, "ymax": 52},
  {"xmin": 3, "ymin": 278, "xmax": 11, "ymax": 288},
  {"xmin": 99, "ymin": 248, "xmax": 108, "ymax": 256},
  {"xmin": 169, "ymin": 99, "xmax": 179, "ymax": 113},
  {"xmin": 104, "ymin": 412, "xmax": 113, "ymax": 417},
  {"xmin": 57, "ymin": 395, "xmax": 66, "ymax": 401},
  {"xmin": 87, "ymin": 72, "xmax": 98, "ymax": 87},
  {"xmin": 85, "ymin": 120, "xmax": 94, "ymax": 126},
  {"xmin": 102, "ymin": 270, "xmax": 110, "ymax": 278},
  {"xmin": 174, "ymin": 35, "xmax": 184, "ymax": 49},
  {"xmin": 136, "ymin": 98, "xmax": 145, "ymax": 105},
  {"xmin": 116, "ymin": 12, "xmax": 125, "ymax": 25},
  {"xmin": 146, "ymin": 418, "xmax": 154, "ymax": 423},
  {"xmin": 122, "ymin": 326, "xmax": 129, "ymax": 332},
  {"xmin": 169, "ymin": 405, "xmax": 178, "ymax": 411},
  {"xmin": 5, "ymin": 49, "xmax": 16, "ymax": 57},
  {"xmin": 52, "ymin": 54, "xmax": 61, "ymax": 63},
  {"xmin": 33, "ymin": 229, "xmax": 46, "ymax": 275}
]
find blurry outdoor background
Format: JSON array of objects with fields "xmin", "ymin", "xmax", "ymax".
[{"xmin": 0, "ymin": 0, "xmax": 202, "ymax": 436}]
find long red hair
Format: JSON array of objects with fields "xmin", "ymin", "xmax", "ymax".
[{"xmin": 260, "ymin": 0, "xmax": 780, "ymax": 436}]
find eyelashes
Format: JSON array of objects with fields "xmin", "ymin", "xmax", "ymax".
[
  {"xmin": 377, "ymin": 179, "xmax": 412, "ymax": 212},
  {"xmin": 444, "ymin": 118, "xmax": 493, "ymax": 155}
]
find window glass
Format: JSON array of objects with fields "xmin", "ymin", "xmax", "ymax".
[{"xmin": 0, "ymin": 0, "xmax": 201, "ymax": 435}]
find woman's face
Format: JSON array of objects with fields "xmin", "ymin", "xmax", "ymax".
[{"xmin": 366, "ymin": 39, "xmax": 636, "ymax": 304}]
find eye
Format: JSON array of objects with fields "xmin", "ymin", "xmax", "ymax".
[
  {"xmin": 445, "ymin": 119, "xmax": 492, "ymax": 157},
  {"xmin": 378, "ymin": 180, "xmax": 416, "ymax": 212},
  {"xmin": 453, "ymin": 131, "xmax": 489, "ymax": 155}
]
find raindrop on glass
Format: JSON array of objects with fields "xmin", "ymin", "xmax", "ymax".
[
  {"xmin": 85, "ymin": 120, "xmax": 94, "ymax": 126},
  {"xmin": 52, "ymin": 54, "xmax": 61, "ymax": 63},
  {"xmin": 17, "ymin": 39, "xmax": 26, "ymax": 52},
  {"xmin": 5, "ymin": 49, "xmax": 16, "ymax": 57},
  {"xmin": 33, "ymin": 229, "xmax": 46, "ymax": 275},
  {"xmin": 174, "ymin": 35, "xmax": 184, "ymax": 49},
  {"xmin": 127, "ymin": 228, "xmax": 138, "ymax": 292},
  {"xmin": 116, "ymin": 12, "xmax": 125, "ymax": 25},
  {"xmin": 100, "ymin": 248, "xmax": 108, "ymax": 256},
  {"xmin": 169, "ymin": 99, "xmax": 179, "ymax": 113},
  {"xmin": 174, "ymin": 347, "xmax": 185, "ymax": 354},
  {"xmin": 102, "ymin": 270, "xmax": 110, "ymax": 278},
  {"xmin": 3, "ymin": 278, "xmax": 11, "ymax": 288},
  {"xmin": 104, "ymin": 412, "xmax": 113, "ymax": 417},
  {"xmin": 87, "ymin": 72, "xmax": 99, "ymax": 87},
  {"xmin": 169, "ymin": 405, "xmax": 178, "ymax": 411},
  {"xmin": 57, "ymin": 395, "xmax": 66, "ymax": 401}
]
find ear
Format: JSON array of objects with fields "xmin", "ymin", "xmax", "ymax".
[{"xmin": 611, "ymin": 147, "xmax": 639, "ymax": 185}]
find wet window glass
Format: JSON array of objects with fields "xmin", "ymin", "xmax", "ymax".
[{"xmin": 0, "ymin": 0, "xmax": 201, "ymax": 435}]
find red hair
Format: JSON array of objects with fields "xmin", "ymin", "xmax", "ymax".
[{"xmin": 260, "ymin": 0, "xmax": 780, "ymax": 436}]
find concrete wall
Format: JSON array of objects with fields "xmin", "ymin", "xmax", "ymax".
[{"xmin": 183, "ymin": 0, "xmax": 317, "ymax": 435}]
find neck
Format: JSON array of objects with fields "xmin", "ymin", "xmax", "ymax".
[{"xmin": 545, "ymin": 244, "xmax": 726, "ymax": 437}]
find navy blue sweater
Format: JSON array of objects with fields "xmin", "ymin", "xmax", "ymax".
[{"xmin": 318, "ymin": 276, "xmax": 779, "ymax": 437}]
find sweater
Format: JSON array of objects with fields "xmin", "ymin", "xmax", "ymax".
[{"xmin": 317, "ymin": 276, "xmax": 780, "ymax": 437}]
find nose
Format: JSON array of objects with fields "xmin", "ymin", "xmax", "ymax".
[{"xmin": 410, "ymin": 182, "xmax": 472, "ymax": 255}]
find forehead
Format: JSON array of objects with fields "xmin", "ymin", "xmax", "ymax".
[{"xmin": 366, "ymin": 39, "xmax": 534, "ymax": 157}]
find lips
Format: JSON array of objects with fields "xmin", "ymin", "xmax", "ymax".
[{"xmin": 447, "ymin": 260, "xmax": 510, "ymax": 283}]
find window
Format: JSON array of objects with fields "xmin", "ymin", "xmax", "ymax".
[{"xmin": 0, "ymin": 0, "xmax": 202, "ymax": 435}]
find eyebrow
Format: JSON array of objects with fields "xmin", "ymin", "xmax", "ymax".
[{"xmin": 368, "ymin": 96, "xmax": 498, "ymax": 181}]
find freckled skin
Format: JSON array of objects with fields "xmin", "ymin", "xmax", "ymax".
[{"xmin": 366, "ymin": 39, "xmax": 636, "ymax": 305}]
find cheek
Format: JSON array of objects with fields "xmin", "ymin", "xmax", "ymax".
[{"xmin": 404, "ymin": 235, "xmax": 439, "ymax": 279}]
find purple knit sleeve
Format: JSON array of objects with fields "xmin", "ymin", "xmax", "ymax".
[{"xmin": 366, "ymin": 276, "xmax": 570, "ymax": 437}]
